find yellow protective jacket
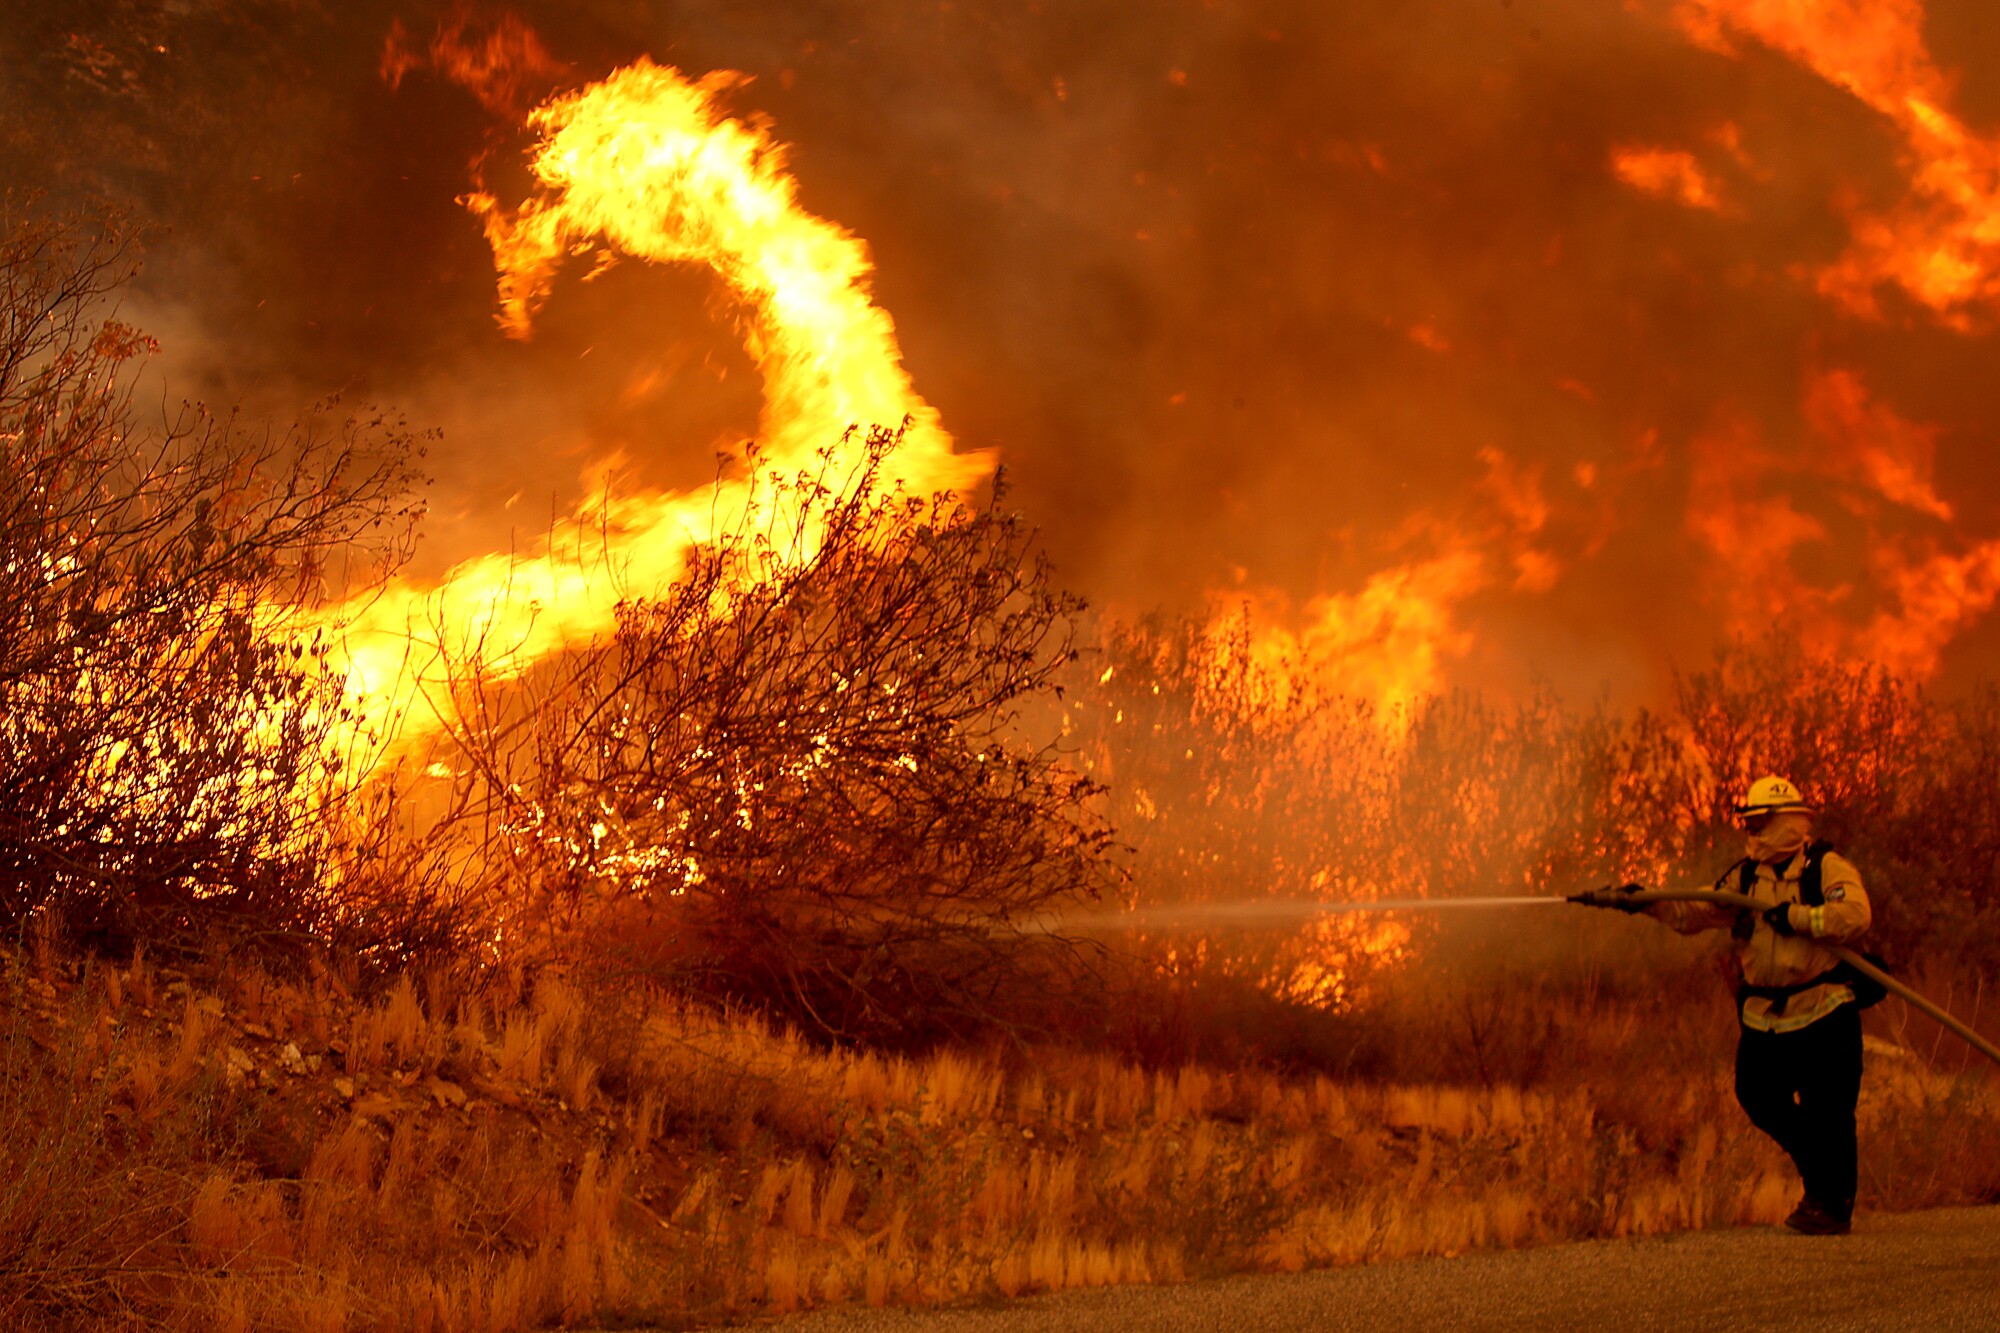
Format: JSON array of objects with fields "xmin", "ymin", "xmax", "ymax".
[{"xmin": 1648, "ymin": 846, "xmax": 1872, "ymax": 1034}]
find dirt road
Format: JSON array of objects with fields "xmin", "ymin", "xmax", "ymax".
[{"xmin": 765, "ymin": 1206, "xmax": 2000, "ymax": 1332}]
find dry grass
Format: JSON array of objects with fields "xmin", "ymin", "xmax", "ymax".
[{"xmin": 2, "ymin": 941, "xmax": 1996, "ymax": 1331}]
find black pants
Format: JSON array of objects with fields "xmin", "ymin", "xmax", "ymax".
[{"xmin": 1734, "ymin": 1002, "xmax": 1863, "ymax": 1215}]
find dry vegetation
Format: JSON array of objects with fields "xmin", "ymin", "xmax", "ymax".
[
  {"xmin": 4, "ymin": 933, "xmax": 1997, "ymax": 1331},
  {"xmin": 0, "ymin": 203, "xmax": 425, "ymax": 957},
  {"xmin": 3, "ymin": 207, "xmax": 1998, "ymax": 1331}
]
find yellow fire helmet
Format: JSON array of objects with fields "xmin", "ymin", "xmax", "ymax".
[{"xmin": 1735, "ymin": 774, "xmax": 1815, "ymax": 817}]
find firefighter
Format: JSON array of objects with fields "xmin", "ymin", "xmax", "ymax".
[{"xmin": 1606, "ymin": 775, "xmax": 1872, "ymax": 1235}]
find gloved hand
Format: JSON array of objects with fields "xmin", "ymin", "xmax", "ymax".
[
  {"xmin": 1581, "ymin": 882, "xmax": 1648, "ymax": 912},
  {"xmin": 1763, "ymin": 903, "xmax": 1798, "ymax": 936}
]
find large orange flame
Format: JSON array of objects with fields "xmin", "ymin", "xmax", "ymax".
[
  {"xmin": 1803, "ymin": 368, "xmax": 1951, "ymax": 522},
  {"xmin": 1229, "ymin": 548, "xmax": 1491, "ymax": 723},
  {"xmin": 1677, "ymin": 0, "xmax": 2000, "ymax": 327},
  {"xmin": 468, "ymin": 59, "xmax": 980, "ymax": 493},
  {"xmin": 1219, "ymin": 447, "xmax": 1559, "ymax": 723},
  {"xmin": 318, "ymin": 59, "xmax": 988, "ymax": 765},
  {"xmin": 1685, "ymin": 367, "xmax": 2000, "ymax": 676}
]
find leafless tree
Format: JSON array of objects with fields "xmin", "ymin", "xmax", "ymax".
[{"xmin": 0, "ymin": 202, "xmax": 422, "ymax": 951}]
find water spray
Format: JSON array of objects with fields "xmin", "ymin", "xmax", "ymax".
[
  {"xmin": 1048, "ymin": 889, "xmax": 2000, "ymax": 1071},
  {"xmin": 1053, "ymin": 896, "xmax": 1566, "ymax": 931}
]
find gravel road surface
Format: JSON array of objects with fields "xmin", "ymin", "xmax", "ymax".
[{"xmin": 763, "ymin": 1207, "xmax": 2000, "ymax": 1332}]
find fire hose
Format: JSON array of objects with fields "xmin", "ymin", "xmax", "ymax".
[{"xmin": 1570, "ymin": 886, "xmax": 2000, "ymax": 1070}]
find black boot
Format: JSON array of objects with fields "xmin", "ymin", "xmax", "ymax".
[{"xmin": 1783, "ymin": 1195, "xmax": 1852, "ymax": 1236}]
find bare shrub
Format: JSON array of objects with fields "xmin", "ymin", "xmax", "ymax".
[
  {"xmin": 0, "ymin": 202, "xmax": 422, "ymax": 952},
  {"xmin": 1057, "ymin": 614, "xmax": 1703, "ymax": 1067},
  {"xmin": 1067, "ymin": 610, "xmax": 1392, "ymax": 905},
  {"xmin": 425, "ymin": 429, "xmax": 1113, "ymax": 1045},
  {"xmin": 1054, "ymin": 612, "xmax": 1402, "ymax": 1063},
  {"xmin": 1669, "ymin": 639, "xmax": 1934, "ymax": 851},
  {"xmin": 1900, "ymin": 684, "xmax": 2000, "ymax": 965}
]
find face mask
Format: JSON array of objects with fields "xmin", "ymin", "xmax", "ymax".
[{"xmin": 1745, "ymin": 812, "xmax": 1811, "ymax": 863}]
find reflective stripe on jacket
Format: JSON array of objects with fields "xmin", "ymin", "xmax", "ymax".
[{"xmin": 1648, "ymin": 849, "xmax": 1872, "ymax": 1034}]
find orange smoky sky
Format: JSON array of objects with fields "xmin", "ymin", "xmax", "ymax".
[{"xmin": 5, "ymin": 0, "xmax": 2000, "ymax": 705}]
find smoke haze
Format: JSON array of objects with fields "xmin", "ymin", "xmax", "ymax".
[{"xmin": 6, "ymin": 0, "xmax": 2000, "ymax": 703}]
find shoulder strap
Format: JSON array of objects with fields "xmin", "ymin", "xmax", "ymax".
[
  {"xmin": 1799, "ymin": 839, "xmax": 1835, "ymax": 906},
  {"xmin": 1725, "ymin": 858, "xmax": 1758, "ymax": 941}
]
